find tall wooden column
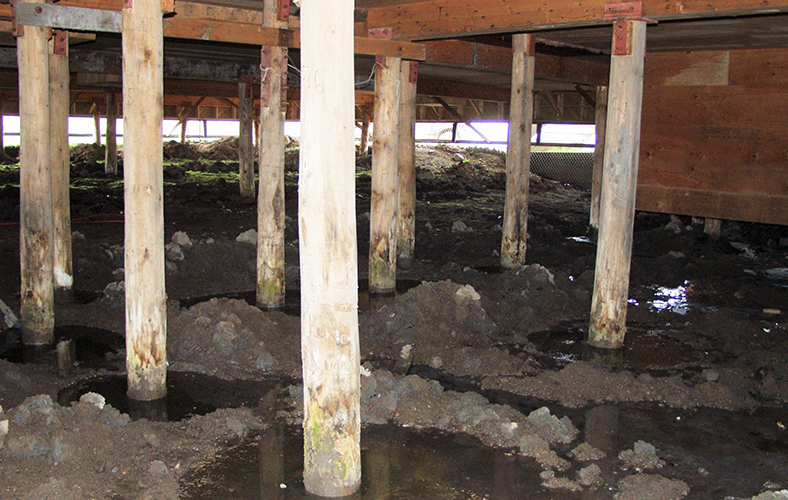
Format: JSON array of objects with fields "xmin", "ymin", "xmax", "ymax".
[
  {"xmin": 300, "ymin": 0, "xmax": 361, "ymax": 495},
  {"xmin": 18, "ymin": 0, "xmax": 54, "ymax": 345},
  {"xmin": 256, "ymin": 2, "xmax": 288, "ymax": 309},
  {"xmin": 239, "ymin": 81, "xmax": 255, "ymax": 198},
  {"xmin": 359, "ymin": 102, "xmax": 372, "ymax": 155},
  {"xmin": 397, "ymin": 60, "xmax": 417, "ymax": 264},
  {"xmin": 589, "ymin": 85, "xmax": 608, "ymax": 230},
  {"xmin": 501, "ymin": 34, "xmax": 535, "ymax": 268},
  {"xmin": 369, "ymin": 55, "xmax": 401, "ymax": 293},
  {"xmin": 588, "ymin": 20, "xmax": 647, "ymax": 349},
  {"xmin": 93, "ymin": 103, "xmax": 101, "ymax": 146},
  {"xmin": 50, "ymin": 31, "xmax": 73, "ymax": 304},
  {"xmin": 0, "ymin": 97, "xmax": 10, "ymax": 162},
  {"xmin": 122, "ymin": 0, "xmax": 167, "ymax": 400},
  {"xmin": 105, "ymin": 91, "xmax": 118, "ymax": 175}
]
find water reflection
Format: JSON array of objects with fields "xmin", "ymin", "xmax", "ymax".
[{"xmin": 649, "ymin": 280, "xmax": 690, "ymax": 315}]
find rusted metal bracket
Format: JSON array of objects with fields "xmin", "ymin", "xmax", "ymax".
[
  {"xmin": 408, "ymin": 60, "xmax": 418, "ymax": 84},
  {"xmin": 368, "ymin": 27, "xmax": 393, "ymax": 40},
  {"xmin": 604, "ymin": 2, "xmax": 654, "ymax": 55},
  {"xmin": 603, "ymin": 1, "xmax": 642, "ymax": 19},
  {"xmin": 241, "ymin": 74, "xmax": 256, "ymax": 99},
  {"xmin": 277, "ymin": 0, "xmax": 289, "ymax": 23},
  {"xmin": 11, "ymin": 0, "xmax": 24, "ymax": 37},
  {"xmin": 53, "ymin": 29, "xmax": 68, "ymax": 55}
]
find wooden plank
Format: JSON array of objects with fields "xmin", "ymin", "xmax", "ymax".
[
  {"xmin": 50, "ymin": 37, "xmax": 73, "ymax": 304},
  {"xmin": 645, "ymin": 50, "xmax": 729, "ymax": 86},
  {"xmin": 238, "ymin": 81, "xmax": 254, "ymax": 198},
  {"xmin": 369, "ymin": 55, "xmax": 401, "ymax": 293},
  {"xmin": 256, "ymin": 1, "xmax": 287, "ymax": 309},
  {"xmin": 366, "ymin": 0, "xmax": 788, "ymax": 40},
  {"xmin": 105, "ymin": 90, "xmax": 118, "ymax": 174},
  {"xmin": 397, "ymin": 59, "xmax": 417, "ymax": 263},
  {"xmin": 500, "ymin": 33, "xmax": 535, "ymax": 268},
  {"xmin": 18, "ymin": 0, "xmax": 54, "ymax": 345},
  {"xmin": 589, "ymin": 20, "xmax": 646, "ymax": 349},
  {"xmin": 299, "ymin": 0, "xmax": 361, "ymax": 495},
  {"xmin": 123, "ymin": 0, "xmax": 166, "ymax": 401}
]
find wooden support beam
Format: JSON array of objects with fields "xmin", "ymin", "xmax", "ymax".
[
  {"xmin": 359, "ymin": 102, "xmax": 372, "ymax": 156},
  {"xmin": 92, "ymin": 100, "xmax": 101, "ymax": 146},
  {"xmin": 589, "ymin": 85, "xmax": 608, "ymax": 229},
  {"xmin": 369, "ymin": 55, "xmax": 401, "ymax": 294},
  {"xmin": 123, "ymin": 0, "xmax": 167, "ymax": 400},
  {"xmin": 0, "ymin": 98, "xmax": 9, "ymax": 162},
  {"xmin": 397, "ymin": 60, "xmax": 417, "ymax": 264},
  {"xmin": 500, "ymin": 34, "xmax": 535, "ymax": 269},
  {"xmin": 18, "ymin": 0, "xmax": 55, "ymax": 345},
  {"xmin": 50, "ymin": 33, "xmax": 73, "ymax": 304},
  {"xmin": 589, "ymin": 20, "xmax": 647, "ymax": 349},
  {"xmin": 105, "ymin": 90, "xmax": 118, "ymax": 174},
  {"xmin": 704, "ymin": 218, "xmax": 722, "ymax": 240},
  {"xmin": 238, "ymin": 81, "xmax": 254, "ymax": 198},
  {"xmin": 300, "ymin": 0, "xmax": 361, "ymax": 496},
  {"xmin": 256, "ymin": 1, "xmax": 287, "ymax": 309},
  {"xmin": 432, "ymin": 96, "xmax": 489, "ymax": 143}
]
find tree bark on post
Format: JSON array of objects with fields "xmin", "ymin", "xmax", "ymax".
[
  {"xmin": 256, "ymin": 1, "xmax": 288, "ymax": 309},
  {"xmin": 122, "ymin": 0, "xmax": 167, "ymax": 400},
  {"xmin": 501, "ymin": 33, "xmax": 535, "ymax": 269},
  {"xmin": 239, "ymin": 81, "xmax": 255, "ymax": 198},
  {"xmin": 105, "ymin": 91, "xmax": 118, "ymax": 175},
  {"xmin": 397, "ymin": 60, "xmax": 417, "ymax": 264},
  {"xmin": 50, "ymin": 32, "xmax": 73, "ymax": 304},
  {"xmin": 369, "ymin": 55, "xmax": 401, "ymax": 294},
  {"xmin": 18, "ymin": 0, "xmax": 54, "ymax": 345},
  {"xmin": 589, "ymin": 85, "xmax": 608, "ymax": 230},
  {"xmin": 588, "ymin": 20, "xmax": 647, "ymax": 349},
  {"xmin": 299, "ymin": 0, "xmax": 361, "ymax": 496}
]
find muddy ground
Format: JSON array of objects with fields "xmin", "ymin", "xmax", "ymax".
[{"xmin": 1, "ymin": 140, "xmax": 788, "ymax": 499}]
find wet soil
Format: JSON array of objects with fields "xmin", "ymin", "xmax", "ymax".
[{"xmin": 0, "ymin": 142, "xmax": 788, "ymax": 499}]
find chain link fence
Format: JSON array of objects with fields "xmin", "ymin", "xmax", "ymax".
[{"xmin": 530, "ymin": 150, "xmax": 594, "ymax": 190}]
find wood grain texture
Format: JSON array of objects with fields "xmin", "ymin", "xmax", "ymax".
[
  {"xmin": 105, "ymin": 91, "xmax": 118, "ymax": 175},
  {"xmin": 18, "ymin": 0, "xmax": 54, "ymax": 345},
  {"xmin": 589, "ymin": 20, "xmax": 646, "ymax": 349},
  {"xmin": 589, "ymin": 85, "xmax": 607, "ymax": 229},
  {"xmin": 397, "ymin": 60, "xmax": 417, "ymax": 262},
  {"xmin": 299, "ymin": 0, "xmax": 361, "ymax": 495},
  {"xmin": 238, "ymin": 82, "xmax": 254, "ymax": 198},
  {"xmin": 122, "ymin": 0, "xmax": 167, "ymax": 400}
]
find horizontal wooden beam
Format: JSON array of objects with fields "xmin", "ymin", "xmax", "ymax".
[{"xmin": 367, "ymin": 0, "xmax": 788, "ymax": 40}]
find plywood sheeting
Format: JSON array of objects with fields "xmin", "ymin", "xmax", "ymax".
[{"xmin": 638, "ymin": 49, "xmax": 788, "ymax": 225}]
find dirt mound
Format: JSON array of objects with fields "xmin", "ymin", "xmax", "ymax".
[
  {"xmin": 195, "ymin": 136, "xmax": 239, "ymax": 161},
  {"xmin": 70, "ymin": 144, "xmax": 105, "ymax": 163},
  {"xmin": 163, "ymin": 140, "xmax": 201, "ymax": 160}
]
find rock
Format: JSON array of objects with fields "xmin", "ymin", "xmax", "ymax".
[
  {"xmin": 669, "ymin": 251, "xmax": 686, "ymax": 259},
  {"xmin": 570, "ymin": 442, "xmax": 606, "ymax": 461},
  {"xmin": 51, "ymin": 435, "xmax": 70, "ymax": 462},
  {"xmin": 213, "ymin": 321, "xmax": 238, "ymax": 353},
  {"xmin": 13, "ymin": 395, "xmax": 55, "ymax": 426},
  {"xmin": 112, "ymin": 268, "xmax": 125, "ymax": 280},
  {"xmin": 226, "ymin": 416, "xmax": 246, "ymax": 437},
  {"xmin": 702, "ymin": 369, "xmax": 721, "ymax": 383},
  {"xmin": 100, "ymin": 407, "xmax": 129, "ymax": 428},
  {"xmin": 578, "ymin": 463, "xmax": 603, "ymax": 487},
  {"xmin": 103, "ymin": 281, "xmax": 125, "ymax": 299},
  {"xmin": 619, "ymin": 441, "xmax": 664, "ymax": 471},
  {"xmin": 665, "ymin": 215, "xmax": 683, "ymax": 234},
  {"xmin": 6, "ymin": 435, "xmax": 49, "ymax": 459},
  {"xmin": 143, "ymin": 429, "xmax": 161, "ymax": 447},
  {"xmin": 518, "ymin": 434, "xmax": 570, "ymax": 471},
  {"xmin": 72, "ymin": 231, "xmax": 86, "ymax": 244},
  {"xmin": 452, "ymin": 152, "xmax": 465, "ymax": 162},
  {"xmin": 166, "ymin": 261, "xmax": 178, "ymax": 273},
  {"xmin": 614, "ymin": 473, "xmax": 689, "ymax": 500},
  {"xmin": 752, "ymin": 491, "xmax": 788, "ymax": 500},
  {"xmin": 429, "ymin": 356, "xmax": 443, "ymax": 369},
  {"xmin": 79, "ymin": 392, "xmax": 106, "ymax": 410},
  {"xmin": 520, "ymin": 264, "xmax": 555, "ymax": 286},
  {"xmin": 455, "ymin": 284, "xmax": 481, "ymax": 305},
  {"xmin": 392, "ymin": 344, "xmax": 414, "ymax": 376},
  {"xmin": 236, "ymin": 229, "xmax": 258, "ymax": 246},
  {"xmin": 452, "ymin": 220, "xmax": 472, "ymax": 233},
  {"xmin": 165, "ymin": 242, "xmax": 185, "ymax": 261},
  {"xmin": 255, "ymin": 352, "xmax": 277, "ymax": 371},
  {"xmin": 172, "ymin": 231, "xmax": 193, "ymax": 250},
  {"xmin": 149, "ymin": 460, "xmax": 169, "ymax": 477},
  {"xmin": 527, "ymin": 406, "xmax": 579, "ymax": 444}
]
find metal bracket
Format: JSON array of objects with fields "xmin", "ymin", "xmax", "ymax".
[
  {"xmin": 241, "ymin": 74, "xmax": 256, "ymax": 99},
  {"xmin": 408, "ymin": 61, "xmax": 418, "ymax": 84},
  {"xmin": 15, "ymin": 2, "xmax": 122, "ymax": 33},
  {"xmin": 603, "ymin": 2, "xmax": 642, "ymax": 20},
  {"xmin": 53, "ymin": 29, "xmax": 68, "ymax": 55},
  {"xmin": 11, "ymin": 0, "xmax": 23, "ymax": 37},
  {"xmin": 277, "ymin": 0, "xmax": 289, "ymax": 23},
  {"xmin": 612, "ymin": 19, "xmax": 632, "ymax": 55},
  {"xmin": 368, "ymin": 27, "xmax": 393, "ymax": 40}
]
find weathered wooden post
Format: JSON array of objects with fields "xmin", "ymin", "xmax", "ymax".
[
  {"xmin": 588, "ymin": 18, "xmax": 647, "ymax": 349},
  {"xmin": 501, "ymin": 33, "xmax": 535, "ymax": 268},
  {"xmin": 105, "ymin": 91, "xmax": 118, "ymax": 175},
  {"xmin": 122, "ymin": 0, "xmax": 167, "ymax": 400},
  {"xmin": 397, "ymin": 60, "xmax": 417, "ymax": 264},
  {"xmin": 0, "ymin": 96, "xmax": 10, "ymax": 162},
  {"xmin": 359, "ymin": 102, "xmax": 372, "ymax": 156},
  {"xmin": 704, "ymin": 218, "xmax": 722, "ymax": 240},
  {"xmin": 50, "ymin": 31, "xmax": 73, "ymax": 304},
  {"xmin": 256, "ymin": 1, "xmax": 288, "ymax": 309},
  {"xmin": 18, "ymin": 0, "xmax": 54, "ymax": 345},
  {"xmin": 369, "ymin": 55, "xmax": 401, "ymax": 293},
  {"xmin": 300, "ymin": 0, "xmax": 361, "ymax": 495},
  {"xmin": 589, "ymin": 85, "xmax": 608, "ymax": 230},
  {"xmin": 93, "ymin": 102, "xmax": 101, "ymax": 146},
  {"xmin": 239, "ymin": 81, "xmax": 255, "ymax": 198}
]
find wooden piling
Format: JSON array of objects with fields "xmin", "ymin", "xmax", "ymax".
[
  {"xmin": 122, "ymin": 0, "xmax": 167, "ymax": 400},
  {"xmin": 588, "ymin": 20, "xmax": 647, "ymax": 349},
  {"xmin": 18, "ymin": 0, "xmax": 54, "ymax": 345},
  {"xmin": 0, "ymin": 97, "xmax": 10, "ymax": 162},
  {"xmin": 501, "ymin": 34, "xmax": 535, "ymax": 269},
  {"xmin": 239, "ymin": 82, "xmax": 255, "ymax": 198},
  {"xmin": 397, "ymin": 60, "xmax": 417, "ymax": 264},
  {"xmin": 359, "ymin": 102, "xmax": 372, "ymax": 156},
  {"xmin": 369, "ymin": 55, "xmax": 401, "ymax": 293},
  {"xmin": 93, "ymin": 103, "xmax": 101, "ymax": 146},
  {"xmin": 50, "ymin": 34, "xmax": 73, "ymax": 304},
  {"xmin": 256, "ymin": 1, "xmax": 288, "ymax": 309},
  {"xmin": 589, "ymin": 85, "xmax": 608, "ymax": 230},
  {"xmin": 704, "ymin": 218, "xmax": 722, "ymax": 240},
  {"xmin": 300, "ymin": 0, "xmax": 361, "ymax": 495},
  {"xmin": 105, "ymin": 91, "xmax": 118, "ymax": 175}
]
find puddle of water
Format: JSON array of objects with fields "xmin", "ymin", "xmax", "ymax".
[
  {"xmin": 765, "ymin": 268, "xmax": 788, "ymax": 288},
  {"xmin": 566, "ymin": 235, "xmax": 595, "ymax": 245},
  {"xmin": 0, "ymin": 325, "xmax": 123, "ymax": 370},
  {"xmin": 57, "ymin": 372, "xmax": 292, "ymax": 422},
  {"xmin": 178, "ymin": 279, "xmax": 423, "ymax": 315},
  {"xmin": 730, "ymin": 241, "xmax": 757, "ymax": 259},
  {"xmin": 181, "ymin": 424, "xmax": 559, "ymax": 500},
  {"xmin": 648, "ymin": 280, "xmax": 691, "ymax": 315}
]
